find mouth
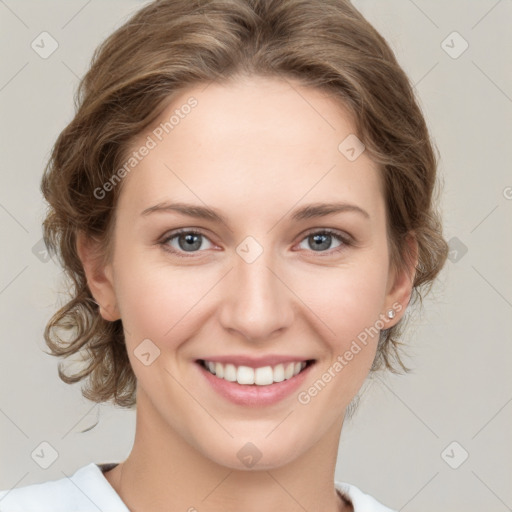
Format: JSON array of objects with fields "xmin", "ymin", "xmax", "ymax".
[{"xmin": 196, "ymin": 358, "xmax": 316, "ymax": 386}]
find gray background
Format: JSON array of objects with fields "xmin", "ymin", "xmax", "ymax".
[{"xmin": 1, "ymin": 1, "xmax": 511, "ymax": 511}]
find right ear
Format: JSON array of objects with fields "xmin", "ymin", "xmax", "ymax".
[{"xmin": 76, "ymin": 231, "xmax": 120, "ymax": 322}]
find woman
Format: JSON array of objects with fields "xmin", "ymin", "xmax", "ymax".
[{"xmin": 0, "ymin": 0, "xmax": 448, "ymax": 510}]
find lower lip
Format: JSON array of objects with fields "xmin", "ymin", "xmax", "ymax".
[{"xmin": 196, "ymin": 361, "xmax": 314, "ymax": 407}]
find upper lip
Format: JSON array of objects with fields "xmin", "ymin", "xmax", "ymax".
[{"xmin": 197, "ymin": 355, "xmax": 315, "ymax": 368}]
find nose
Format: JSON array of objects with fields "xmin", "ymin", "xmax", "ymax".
[{"xmin": 218, "ymin": 249, "xmax": 294, "ymax": 343}]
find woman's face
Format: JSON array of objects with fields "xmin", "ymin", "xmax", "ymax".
[{"xmin": 83, "ymin": 75, "xmax": 413, "ymax": 470}]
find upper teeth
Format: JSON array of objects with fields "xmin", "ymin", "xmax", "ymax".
[{"xmin": 204, "ymin": 360, "xmax": 307, "ymax": 386}]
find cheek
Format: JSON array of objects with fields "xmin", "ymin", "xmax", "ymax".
[
  {"xmin": 294, "ymin": 261, "xmax": 389, "ymax": 407},
  {"xmin": 113, "ymin": 255, "xmax": 215, "ymax": 345},
  {"xmin": 297, "ymin": 258, "xmax": 390, "ymax": 343}
]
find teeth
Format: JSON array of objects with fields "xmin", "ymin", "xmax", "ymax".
[
  {"xmin": 203, "ymin": 360, "xmax": 308, "ymax": 385},
  {"xmin": 273, "ymin": 364, "xmax": 285, "ymax": 382},
  {"xmin": 224, "ymin": 363, "xmax": 237, "ymax": 382},
  {"xmin": 284, "ymin": 362, "xmax": 295, "ymax": 379},
  {"xmin": 237, "ymin": 366, "xmax": 255, "ymax": 385}
]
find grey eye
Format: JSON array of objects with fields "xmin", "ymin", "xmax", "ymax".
[
  {"xmin": 298, "ymin": 232, "xmax": 343, "ymax": 252},
  {"xmin": 166, "ymin": 232, "xmax": 213, "ymax": 252}
]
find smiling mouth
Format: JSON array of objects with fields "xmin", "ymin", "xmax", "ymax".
[{"xmin": 197, "ymin": 359, "xmax": 315, "ymax": 386}]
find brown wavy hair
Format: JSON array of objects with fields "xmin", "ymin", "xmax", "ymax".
[{"xmin": 41, "ymin": 0, "xmax": 449, "ymax": 408}]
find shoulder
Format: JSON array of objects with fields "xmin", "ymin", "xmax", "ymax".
[
  {"xmin": 0, "ymin": 462, "xmax": 128, "ymax": 512},
  {"xmin": 335, "ymin": 481, "xmax": 396, "ymax": 512},
  {"xmin": 1, "ymin": 468, "xmax": 393, "ymax": 512}
]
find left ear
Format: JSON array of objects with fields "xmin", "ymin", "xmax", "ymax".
[{"xmin": 383, "ymin": 232, "xmax": 419, "ymax": 325}]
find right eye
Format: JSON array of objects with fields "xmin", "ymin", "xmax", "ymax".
[{"xmin": 160, "ymin": 229, "xmax": 215, "ymax": 257}]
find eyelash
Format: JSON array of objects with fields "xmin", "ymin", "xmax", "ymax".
[{"xmin": 159, "ymin": 228, "xmax": 353, "ymax": 258}]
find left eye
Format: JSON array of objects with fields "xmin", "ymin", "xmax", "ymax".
[{"xmin": 297, "ymin": 230, "xmax": 346, "ymax": 252}]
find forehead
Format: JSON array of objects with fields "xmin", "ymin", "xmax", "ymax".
[{"xmin": 117, "ymin": 75, "xmax": 385, "ymax": 222}]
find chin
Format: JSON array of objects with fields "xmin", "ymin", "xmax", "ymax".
[{"xmin": 199, "ymin": 435, "xmax": 308, "ymax": 472}]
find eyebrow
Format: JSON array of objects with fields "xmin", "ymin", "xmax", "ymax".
[{"xmin": 140, "ymin": 201, "xmax": 370, "ymax": 223}]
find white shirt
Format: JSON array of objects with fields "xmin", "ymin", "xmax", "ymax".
[{"xmin": 0, "ymin": 462, "xmax": 396, "ymax": 511}]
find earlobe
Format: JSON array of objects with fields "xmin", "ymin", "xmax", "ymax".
[
  {"xmin": 76, "ymin": 231, "xmax": 120, "ymax": 322},
  {"xmin": 384, "ymin": 233, "xmax": 419, "ymax": 325}
]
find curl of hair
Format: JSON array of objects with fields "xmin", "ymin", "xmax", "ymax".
[{"xmin": 41, "ymin": 0, "xmax": 449, "ymax": 408}]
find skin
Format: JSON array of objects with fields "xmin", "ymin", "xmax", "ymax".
[{"xmin": 77, "ymin": 74, "xmax": 417, "ymax": 512}]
